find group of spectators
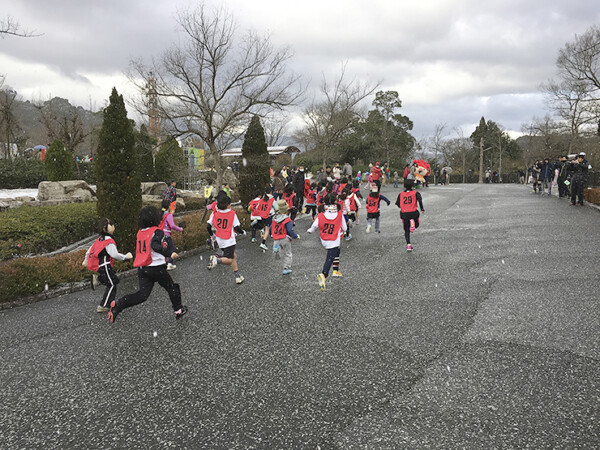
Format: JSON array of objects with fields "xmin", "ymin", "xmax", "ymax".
[{"xmin": 528, "ymin": 152, "xmax": 592, "ymax": 205}]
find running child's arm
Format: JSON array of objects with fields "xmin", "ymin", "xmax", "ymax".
[
  {"xmin": 151, "ymin": 229, "xmax": 177, "ymax": 259},
  {"xmin": 285, "ymin": 221, "xmax": 299, "ymax": 239},
  {"xmin": 166, "ymin": 214, "xmax": 182, "ymax": 232},
  {"xmin": 105, "ymin": 243, "xmax": 133, "ymax": 260},
  {"xmin": 82, "ymin": 244, "xmax": 93, "ymax": 266},
  {"xmin": 379, "ymin": 194, "xmax": 391, "ymax": 206},
  {"xmin": 306, "ymin": 217, "xmax": 319, "ymax": 233},
  {"xmin": 416, "ymin": 191, "xmax": 425, "ymax": 212},
  {"xmin": 395, "ymin": 194, "xmax": 401, "ymax": 208}
]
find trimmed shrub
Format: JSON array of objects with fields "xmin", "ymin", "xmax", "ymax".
[
  {"xmin": 154, "ymin": 136, "xmax": 186, "ymax": 184},
  {"xmin": 0, "ymin": 202, "xmax": 99, "ymax": 260},
  {"xmin": 0, "ymin": 158, "xmax": 47, "ymax": 189},
  {"xmin": 95, "ymin": 88, "xmax": 141, "ymax": 253},
  {"xmin": 239, "ymin": 115, "xmax": 270, "ymax": 206},
  {"xmin": 46, "ymin": 139, "xmax": 74, "ymax": 181}
]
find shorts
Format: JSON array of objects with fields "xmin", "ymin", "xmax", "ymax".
[
  {"xmin": 367, "ymin": 212, "xmax": 380, "ymax": 219},
  {"xmin": 221, "ymin": 245, "xmax": 236, "ymax": 259}
]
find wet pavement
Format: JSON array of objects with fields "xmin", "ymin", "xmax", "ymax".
[{"xmin": 1, "ymin": 184, "xmax": 599, "ymax": 448}]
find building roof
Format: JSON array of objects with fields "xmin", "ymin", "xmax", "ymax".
[{"xmin": 221, "ymin": 145, "xmax": 300, "ymax": 157}]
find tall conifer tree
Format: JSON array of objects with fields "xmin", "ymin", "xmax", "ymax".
[
  {"xmin": 239, "ymin": 115, "xmax": 270, "ymax": 206},
  {"xmin": 95, "ymin": 88, "xmax": 141, "ymax": 252},
  {"xmin": 136, "ymin": 124, "xmax": 155, "ymax": 181},
  {"xmin": 45, "ymin": 139, "xmax": 74, "ymax": 181}
]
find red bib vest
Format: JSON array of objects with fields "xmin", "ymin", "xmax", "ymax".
[
  {"xmin": 134, "ymin": 226, "xmax": 160, "ymax": 267},
  {"xmin": 213, "ymin": 210, "xmax": 236, "ymax": 239},
  {"xmin": 318, "ymin": 212, "xmax": 343, "ymax": 241},
  {"xmin": 87, "ymin": 237, "xmax": 115, "ymax": 271},
  {"xmin": 249, "ymin": 199, "xmax": 260, "ymax": 216},
  {"xmin": 305, "ymin": 189, "xmax": 316, "ymax": 204},
  {"xmin": 283, "ymin": 193, "xmax": 295, "ymax": 209},
  {"xmin": 400, "ymin": 190, "xmax": 418, "ymax": 213},
  {"xmin": 348, "ymin": 193, "xmax": 358, "ymax": 211},
  {"xmin": 271, "ymin": 217, "xmax": 292, "ymax": 240},
  {"xmin": 366, "ymin": 194, "xmax": 380, "ymax": 214},
  {"xmin": 339, "ymin": 183, "xmax": 347, "ymax": 194},
  {"xmin": 257, "ymin": 197, "xmax": 274, "ymax": 219}
]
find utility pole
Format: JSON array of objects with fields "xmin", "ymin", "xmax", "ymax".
[
  {"xmin": 479, "ymin": 138, "xmax": 484, "ymax": 183},
  {"xmin": 499, "ymin": 135, "xmax": 502, "ymax": 183}
]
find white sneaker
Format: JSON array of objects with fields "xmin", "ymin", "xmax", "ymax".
[
  {"xmin": 236, "ymin": 275, "xmax": 245, "ymax": 284},
  {"xmin": 167, "ymin": 263, "xmax": 176, "ymax": 270},
  {"xmin": 365, "ymin": 225, "xmax": 371, "ymax": 234},
  {"xmin": 207, "ymin": 255, "xmax": 218, "ymax": 270},
  {"xmin": 96, "ymin": 305, "xmax": 109, "ymax": 313},
  {"xmin": 259, "ymin": 243, "xmax": 268, "ymax": 251}
]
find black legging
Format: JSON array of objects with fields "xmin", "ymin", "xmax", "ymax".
[
  {"xmin": 401, "ymin": 214, "xmax": 420, "ymax": 244},
  {"xmin": 322, "ymin": 247, "xmax": 340, "ymax": 277},
  {"xmin": 116, "ymin": 265, "xmax": 182, "ymax": 312},
  {"xmin": 571, "ymin": 179, "xmax": 585, "ymax": 204}
]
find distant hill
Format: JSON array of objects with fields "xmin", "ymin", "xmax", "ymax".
[{"xmin": 12, "ymin": 97, "xmax": 103, "ymax": 155}]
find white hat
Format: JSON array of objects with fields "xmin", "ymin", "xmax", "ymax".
[{"xmin": 578, "ymin": 152, "xmax": 586, "ymax": 157}]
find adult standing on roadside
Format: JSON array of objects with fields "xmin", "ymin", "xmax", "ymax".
[
  {"xmin": 163, "ymin": 180, "xmax": 177, "ymax": 205},
  {"xmin": 343, "ymin": 161, "xmax": 352, "ymax": 178},
  {"xmin": 570, "ymin": 152, "xmax": 591, "ymax": 206},
  {"xmin": 557, "ymin": 156, "xmax": 569, "ymax": 198},
  {"xmin": 292, "ymin": 165, "xmax": 306, "ymax": 213}
]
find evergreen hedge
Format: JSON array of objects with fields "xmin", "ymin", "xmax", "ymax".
[
  {"xmin": 0, "ymin": 159, "xmax": 47, "ymax": 189},
  {"xmin": 239, "ymin": 115, "xmax": 270, "ymax": 206},
  {"xmin": 95, "ymin": 88, "xmax": 141, "ymax": 253},
  {"xmin": 46, "ymin": 139, "xmax": 74, "ymax": 181},
  {"xmin": 0, "ymin": 202, "xmax": 99, "ymax": 260}
]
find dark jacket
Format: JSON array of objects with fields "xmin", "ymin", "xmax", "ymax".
[{"xmin": 570, "ymin": 159, "xmax": 590, "ymax": 182}]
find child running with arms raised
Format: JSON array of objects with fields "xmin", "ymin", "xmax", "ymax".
[
  {"xmin": 107, "ymin": 207, "xmax": 187, "ymax": 323},
  {"xmin": 206, "ymin": 191, "xmax": 246, "ymax": 284},
  {"xmin": 306, "ymin": 193, "xmax": 347, "ymax": 291},
  {"xmin": 83, "ymin": 218, "xmax": 132, "ymax": 313},
  {"xmin": 395, "ymin": 178, "xmax": 425, "ymax": 252}
]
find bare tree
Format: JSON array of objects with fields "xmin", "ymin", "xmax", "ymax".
[
  {"xmin": 0, "ymin": 87, "xmax": 23, "ymax": 159},
  {"xmin": 541, "ymin": 78, "xmax": 600, "ymax": 152},
  {"xmin": 557, "ymin": 25, "xmax": 600, "ymax": 92},
  {"xmin": 428, "ymin": 123, "xmax": 448, "ymax": 164},
  {"xmin": 296, "ymin": 62, "xmax": 379, "ymax": 168},
  {"xmin": 38, "ymin": 105, "xmax": 88, "ymax": 177},
  {"xmin": 262, "ymin": 111, "xmax": 291, "ymax": 147},
  {"xmin": 0, "ymin": 15, "xmax": 41, "ymax": 38},
  {"xmin": 128, "ymin": 4, "xmax": 302, "ymax": 187}
]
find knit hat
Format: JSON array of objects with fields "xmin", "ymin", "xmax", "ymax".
[{"xmin": 277, "ymin": 199, "xmax": 289, "ymax": 215}]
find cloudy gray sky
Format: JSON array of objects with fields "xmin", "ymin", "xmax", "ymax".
[{"xmin": 2, "ymin": 0, "xmax": 599, "ymax": 140}]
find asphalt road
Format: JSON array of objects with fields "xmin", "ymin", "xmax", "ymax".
[{"xmin": 1, "ymin": 184, "xmax": 599, "ymax": 449}]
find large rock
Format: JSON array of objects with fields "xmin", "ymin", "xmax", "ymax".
[
  {"xmin": 142, "ymin": 195, "xmax": 186, "ymax": 210},
  {"xmin": 141, "ymin": 182, "xmax": 168, "ymax": 196},
  {"xmin": 37, "ymin": 181, "xmax": 96, "ymax": 202}
]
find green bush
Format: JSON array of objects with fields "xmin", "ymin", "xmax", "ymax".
[
  {"xmin": 46, "ymin": 139, "xmax": 74, "ymax": 181},
  {"xmin": 0, "ymin": 159, "xmax": 47, "ymax": 189},
  {"xmin": 0, "ymin": 202, "xmax": 99, "ymax": 260}
]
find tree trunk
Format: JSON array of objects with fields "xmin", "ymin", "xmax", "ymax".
[{"xmin": 210, "ymin": 142, "xmax": 223, "ymax": 188}]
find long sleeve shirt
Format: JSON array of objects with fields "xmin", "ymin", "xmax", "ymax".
[
  {"xmin": 307, "ymin": 208, "xmax": 347, "ymax": 249},
  {"xmin": 162, "ymin": 212, "xmax": 182, "ymax": 237}
]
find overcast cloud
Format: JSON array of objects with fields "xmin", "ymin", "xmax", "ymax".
[{"xmin": 1, "ymin": 0, "xmax": 599, "ymax": 140}]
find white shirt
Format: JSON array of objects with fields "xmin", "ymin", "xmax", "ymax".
[{"xmin": 207, "ymin": 208, "xmax": 241, "ymax": 249}]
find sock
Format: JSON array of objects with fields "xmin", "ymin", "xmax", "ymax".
[
  {"xmin": 233, "ymin": 270, "xmax": 240, "ymax": 279},
  {"xmin": 216, "ymin": 256, "xmax": 222, "ymax": 264},
  {"xmin": 333, "ymin": 257, "xmax": 340, "ymax": 272},
  {"xmin": 262, "ymin": 239, "xmax": 266, "ymax": 244}
]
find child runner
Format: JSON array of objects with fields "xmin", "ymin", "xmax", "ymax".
[
  {"xmin": 351, "ymin": 180, "xmax": 363, "ymax": 223},
  {"xmin": 395, "ymin": 178, "xmax": 425, "ymax": 251},
  {"xmin": 248, "ymin": 190, "xmax": 263, "ymax": 243},
  {"xmin": 83, "ymin": 218, "xmax": 132, "ymax": 313},
  {"xmin": 271, "ymin": 199, "xmax": 300, "ymax": 275},
  {"xmin": 283, "ymin": 184, "xmax": 297, "ymax": 223},
  {"xmin": 256, "ymin": 188, "xmax": 276, "ymax": 251},
  {"xmin": 365, "ymin": 187, "xmax": 391, "ymax": 233},
  {"xmin": 338, "ymin": 190, "xmax": 352, "ymax": 241},
  {"xmin": 306, "ymin": 193, "xmax": 347, "ymax": 291},
  {"xmin": 206, "ymin": 191, "xmax": 246, "ymax": 284},
  {"xmin": 345, "ymin": 185, "xmax": 361, "ymax": 226},
  {"xmin": 160, "ymin": 199, "xmax": 184, "ymax": 270},
  {"xmin": 304, "ymin": 182, "xmax": 318, "ymax": 219},
  {"xmin": 107, "ymin": 207, "xmax": 187, "ymax": 323}
]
